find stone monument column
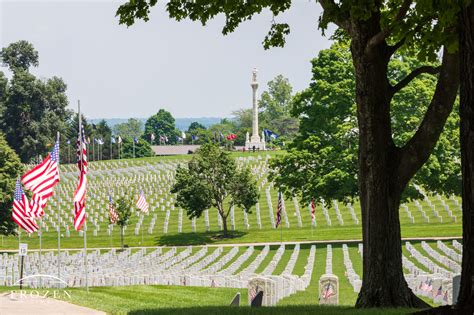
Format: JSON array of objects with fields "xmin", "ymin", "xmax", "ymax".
[
  {"xmin": 245, "ymin": 68, "xmax": 265, "ymax": 150},
  {"xmin": 251, "ymin": 68, "xmax": 260, "ymax": 143}
]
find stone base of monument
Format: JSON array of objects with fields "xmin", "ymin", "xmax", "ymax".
[
  {"xmin": 245, "ymin": 141, "xmax": 266, "ymax": 151},
  {"xmin": 319, "ymin": 274, "xmax": 339, "ymax": 305}
]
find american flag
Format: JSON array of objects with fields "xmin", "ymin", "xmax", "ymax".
[
  {"xmin": 249, "ymin": 285, "xmax": 259, "ymax": 302},
  {"xmin": 74, "ymin": 125, "xmax": 88, "ymax": 231},
  {"xmin": 12, "ymin": 180, "xmax": 39, "ymax": 233},
  {"xmin": 323, "ymin": 283, "xmax": 335, "ymax": 300},
  {"xmin": 311, "ymin": 197, "xmax": 316, "ymax": 225},
  {"xmin": 109, "ymin": 195, "xmax": 119, "ymax": 224},
  {"xmin": 136, "ymin": 190, "xmax": 149, "ymax": 213},
  {"xmin": 21, "ymin": 141, "xmax": 60, "ymax": 202},
  {"xmin": 421, "ymin": 280, "xmax": 428, "ymax": 292},
  {"xmin": 26, "ymin": 193, "xmax": 46, "ymax": 218},
  {"xmin": 426, "ymin": 279, "xmax": 433, "ymax": 293},
  {"xmin": 275, "ymin": 192, "xmax": 282, "ymax": 228}
]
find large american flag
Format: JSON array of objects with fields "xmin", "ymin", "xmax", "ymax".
[
  {"xmin": 275, "ymin": 192, "xmax": 282, "ymax": 228},
  {"xmin": 311, "ymin": 197, "xmax": 316, "ymax": 225},
  {"xmin": 322, "ymin": 283, "xmax": 335, "ymax": 300},
  {"xmin": 109, "ymin": 195, "xmax": 119, "ymax": 224},
  {"xmin": 27, "ymin": 193, "xmax": 45, "ymax": 218},
  {"xmin": 74, "ymin": 125, "xmax": 88, "ymax": 231},
  {"xmin": 136, "ymin": 190, "xmax": 149, "ymax": 213},
  {"xmin": 12, "ymin": 180, "xmax": 39, "ymax": 233},
  {"xmin": 21, "ymin": 141, "xmax": 60, "ymax": 202}
]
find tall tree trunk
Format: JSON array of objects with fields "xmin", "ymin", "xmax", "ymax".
[
  {"xmin": 458, "ymin": 3, "xmax": 474, "ymax": 312},
  {"xmin": 350, "ymin": 14, "xmax": 429, "ymax": 308}
]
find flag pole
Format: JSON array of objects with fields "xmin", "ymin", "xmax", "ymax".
[
  {"xmin": 78, "ymin": 100, "xmax": 89, "ymax": 292},
  {"xmin": 280, "ymin": 216, "xmax": 283, "ymax": 245},
  {"xmin": 39, "ymin": 217, "xmax": 43, "ymax": 287},
  {"xmin": 57, "ymin": 131, "xmax": 62, "ymax": 286}
]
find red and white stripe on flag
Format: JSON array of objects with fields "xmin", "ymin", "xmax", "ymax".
[
  {"xmin": 21, "ymin": 141, "xmax": 60, "ymax": 201},
  {"xmin": 74, "ymin": 126, "xmax": 88, "ymax": 231},
  {"xmin": 136, "ymin": 191, "xmax": 149, "ymax": 213},
  {"xmin": 12, "ymin": 180, "xmax": 39, "ymax": 233},
  {"xmin": 25, "ymin": 194, "xmax": 46, "ymax": 218}
]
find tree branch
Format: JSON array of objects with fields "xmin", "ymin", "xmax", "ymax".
[
  {"xmin": 391, "ymin": 65, "xmax": 441, "ymax": 95},
  {"xmin": 395, "ymin": 48, "xmax": 460, "ymax": 190},
  {"xmin": 386, "ymin": 21, "xmax": 427, "ymax": 57},
  {"xmin": 318, "ymin": 0, "xmax": 350, "ymax": 31},
  {"xmin": 367, "ymin": 0, "xmax": 412, "ymax": 49}
]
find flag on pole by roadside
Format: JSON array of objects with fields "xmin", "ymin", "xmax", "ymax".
[
  {"xmin": 12, "ymin": 179, "xmax": 39, "ymax": 233},
  {"xmin": 151, "ymin": 133, "xmax": 155, "ymax": 142},
  {"xmin": 133, "ymin": 137, "xmax": 139, "ymax": 144},
  {"xmin": 21, "ymin": 140, "xmax": 60, "ymax": 201},
  {"xmin": 117, "ymin": 136, "xmax": 122, "ymax": 144},
  {"xmin": 181, "ymin": 131, "xmax": 186, "ymax": 139},
  {"xmin": 109, "ymin": 195, "xmax": 119, "ymax": 224},
  {"xmin": 74, "ymin": 125, "xmax": 88, "ymax": 231},
  {"xmin": 275, "ymin": 192, "xmax": 282, "ymax": 228},
  {"xmin": 135, "ymin": 190, "xmax": 149, "ymax": 213}
]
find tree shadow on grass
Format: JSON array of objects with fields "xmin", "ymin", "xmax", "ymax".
[{"xmin": 155, "ymin": 231, "xmax": 247, "ymax": 246}]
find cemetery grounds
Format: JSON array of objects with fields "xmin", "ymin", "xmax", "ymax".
[{"xmin": 0, "ymin": 152, "xmax": 463, "ymax": 314}]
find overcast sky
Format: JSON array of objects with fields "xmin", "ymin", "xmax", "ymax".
[{"xmin": 1, "ymin": 0, "xmax": 333, "ymax": 119}]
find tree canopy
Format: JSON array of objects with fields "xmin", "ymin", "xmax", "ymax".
[
  {"xmin": 144, "ymin": 109, "xmax": 179, "ymax": 144},
  {"xmin": 113, "ymin": 118, "xmax": 143, "ymax": 140},
  {"xmin": 0, "ymin": 133, "xmax": 23, "ymax": 236},
  {"xmin": 0, "ymin": 40, "xmax": 39, "ymax": 72},
  {"xmin": 270, "ymin": 42, "xmax": 460, "ymax": 203},
  {"xmin": 0, "ymin": 41, "xmax": 71, "ymax": 163},
  {"xmin": 171, "ymin": 143, "xmax": 259, "ymax": 236}
]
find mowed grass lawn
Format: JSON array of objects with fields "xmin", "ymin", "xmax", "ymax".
[{"xmin": 0, "ymin": 285, "xmax": 414, "ymax": 315}]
